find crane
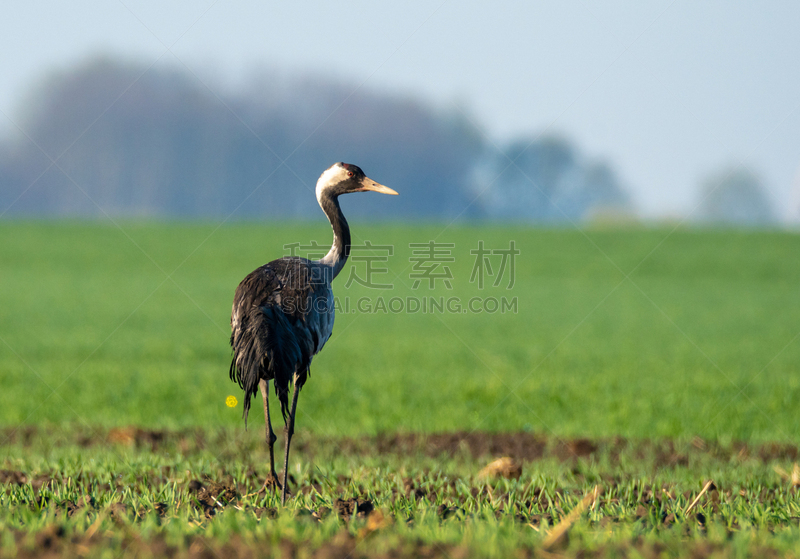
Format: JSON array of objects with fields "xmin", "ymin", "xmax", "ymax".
[{"xmin": 229, "ymin": 162, "xmax": 397, "ymax": 504}]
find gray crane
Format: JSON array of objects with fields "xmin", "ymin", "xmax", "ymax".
[{"xmin": 229, "ymin": 162, "xmax": 397, "ymax": 504}]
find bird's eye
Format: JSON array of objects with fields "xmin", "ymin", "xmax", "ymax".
[{"xmin": 347, "ymin": 171, "xmax": 353, "ymax": 177}]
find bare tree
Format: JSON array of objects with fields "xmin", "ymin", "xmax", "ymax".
[
  {"xmin": 474, "ymin": 135, "xmax": 630, "ymax": 221},
  {"xmin": 0, "ymin": 57, "xmax": 481, "ymax": 219},
  {"xmin": 697, "ymin": 167, "xmax": 775, "ymax": 225}
]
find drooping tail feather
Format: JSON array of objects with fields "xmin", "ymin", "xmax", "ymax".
[
  {"xmin": 230, "ymin": 307, "xmax": 273, "ymax": 429},
  {"xmin": 229, "ymin": 305, "xmax": 310, "ymax": 427}
]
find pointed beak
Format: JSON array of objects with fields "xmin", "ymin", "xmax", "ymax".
[{"xmin": 360, "ymin": 178, "xmax": 398, "ymax": 195}]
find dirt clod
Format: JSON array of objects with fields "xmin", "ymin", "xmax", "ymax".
[
  {"xmin": 334, "ymin": 498, "xmax": 374, "ymax": 521},
  {"xmin": 252, "ymin": 506, "xmax": 278, "ymax": 519},
  {"xmin": 312, "ymin": 506, "xmax": 331, "ymax": 521},
  {"xmin": 478, "ymin": 457, "xmax": 522, "ymax": 480},
  {"xmin": 0, "ymin": 470, "xmax": 28, "ymax": 485},
  {"xmin": 34, "ymin": 525, "xmax": 65, "ymax": 550},
  {"xmin": 193, "ymin": 478, "xmax": 237, "ymax": 517},
  {"xmin": 437, "ymin": 504, "xmax": 463, "ymax": 520},
  {"xmin": 360, "ymin": 509, "xmax": 392, "ymax": 536},
  {"xmin": 108, "ymin": 427, "xmax": 166, "ymax": 450},
  {"xmin": 108, "ymin": 503, "xmax": 129, "ymax": 522}
]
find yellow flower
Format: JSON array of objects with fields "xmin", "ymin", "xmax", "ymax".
[{"xmin": 225, "ymin": 395, "xmax": 238, "ymax": 408}]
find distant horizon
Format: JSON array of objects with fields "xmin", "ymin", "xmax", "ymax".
[{"xmin": 3, "ymin": 212, "xmax": 799, "ymax": 233}]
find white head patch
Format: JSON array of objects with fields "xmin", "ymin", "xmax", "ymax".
[{"xmin": 316, "ymin": 164, "xmax": 349, "ymax": 202}]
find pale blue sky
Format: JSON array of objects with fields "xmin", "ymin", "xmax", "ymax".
[{"xmin": 3, "ymin": 1, "xmax": 799, "ymax": 219}]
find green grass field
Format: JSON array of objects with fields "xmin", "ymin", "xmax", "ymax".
[
  {"xmin": 2, "ymin": 221, "xmax": 800, "ymax": 557},
  {"xmin": 1, "ymin": 221, "xmax": 798, "ymax": 438}
]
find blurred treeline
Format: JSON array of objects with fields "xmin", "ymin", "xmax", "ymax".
[
  {"xmin": 0, "ymin": 57, "xmax": 775, "ymax": 223},
  {"xmin": 0, "ymin": 57, "xmax": 631, "ymax": 221}
]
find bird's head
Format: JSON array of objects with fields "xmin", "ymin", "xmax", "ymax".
[{"xmin": 315, "ymin": 162, "xmax": 398, "ymax": 202}]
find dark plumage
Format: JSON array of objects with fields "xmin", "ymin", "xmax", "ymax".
[
  {"xmin": 230, "ymin": 258, "xmax": 330, "ymax": 422},
  {"xmin": 229, "ymin": 162, "xmax": 397, "ymax": 504}
]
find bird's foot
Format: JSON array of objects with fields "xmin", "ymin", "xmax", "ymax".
[
  {"xmin": 243, "ymin": 472, "xmax": 282, "ymax": 498},
  {"xmin": 263, "ymin": 472, "xmax": 282, "ymax": 491}
]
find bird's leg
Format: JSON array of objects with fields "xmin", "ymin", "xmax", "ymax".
[
  {"xmin": 259, "ymin": 378, "xmax": 281, "ymax": 491},
  {"xmin": 281, "ymin": 372, "xmax": 302, "ymax": 505}
]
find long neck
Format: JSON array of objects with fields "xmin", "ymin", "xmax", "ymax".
[{"xmin": 317, "ymin": 192, "xmax": 350, "ymax": 280}]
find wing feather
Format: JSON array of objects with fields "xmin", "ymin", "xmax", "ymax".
[{"xmin": 229, "ymin": 257, "xmax": 335, "ymax": 424}]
